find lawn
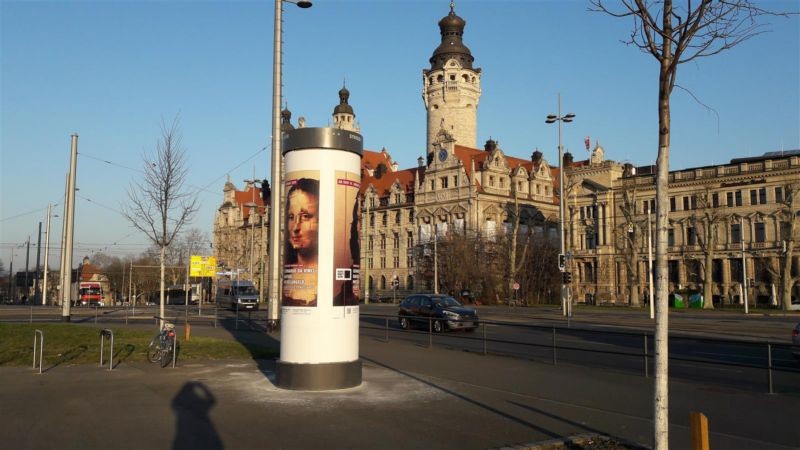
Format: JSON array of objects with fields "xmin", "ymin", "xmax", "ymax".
[{"xmin": 0, "ymin": 323, "xmax": 277, "ymax": 367}]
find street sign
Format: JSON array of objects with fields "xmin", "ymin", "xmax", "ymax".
[
  {"xmin": 191, "ymin": 255, "xmax": 217, "ymax": 277},
  {"xmin": 513, "ymin": 282, "xmax": 520, "ymax": 291},
  {"xmin": 392, "ymin": 279, "xmax": 400, "ymax": 288}
]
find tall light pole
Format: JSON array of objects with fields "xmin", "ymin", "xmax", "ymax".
[
  {"xmin": 546, "ymin": 94, "xmax": 575, "ymax": 318},
  {"xmin": 267, "ymin": 0, "xmax": 311, "ymax": 328},
  {"xmin": 61, "ymin": 134, "xmax": 78, "ymax": 321},
  {"xmin": 42, "ymin": 204, "xmax": 58, "ymax": 306}
]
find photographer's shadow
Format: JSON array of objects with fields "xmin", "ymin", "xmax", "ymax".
[{"xmin": 171, "ymin": 381, "xmax": 223, "ymax": 450}]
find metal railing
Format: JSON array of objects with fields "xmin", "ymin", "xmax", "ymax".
[{"xmin": 360, "ymin": 313, "xmax": 799, "ymax": 394}]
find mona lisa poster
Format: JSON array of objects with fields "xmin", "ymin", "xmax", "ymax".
[
  {"xmin": 333, "ymin": 171, "xmax": 360, "ymax": 306},
  {"xmin": 283, "ymin": 170, "xmax": 320, "ymax": 307}
]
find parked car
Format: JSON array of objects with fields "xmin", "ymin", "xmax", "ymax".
[
  {"xmin": 398, "ymin": 294, "xmax": 479, "ymax": 332},
  {"xmin": 792, "ymin": 323, "xmax": 800, "ymax": 363}
]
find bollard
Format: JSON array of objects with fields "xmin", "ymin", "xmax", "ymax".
[
  {"xmin": 690, "ymin": 412, "xmax": 710, "ymax": 450},
  {"xmin": 33, "ymin": 330, "xmax": 44, "ymax": 374},
  {"xmin": 184, "ymin": 321, "xmax": 191, "ymax": 342},
  {"xmin": 766, "ymin": 343, "xmax": 774, "ymax": 394},
  {"xmin": 482, "ymin": 322, "xmax": 487, "ymax": 356},
  {"xmin": 99, "ymin": 329, "xmax": 114, "ymax": 370},
  {"xmin": 643, "ymin": 333, "xmax": 649, "ymax": 378},
  {"xmin": 171, "ymin": 334, "xmax": 177, "ymax": 368}
]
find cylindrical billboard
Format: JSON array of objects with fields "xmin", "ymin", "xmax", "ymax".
[{"xmin": 277, "ymin": 127, "xmax": 362, "ymax": 390}]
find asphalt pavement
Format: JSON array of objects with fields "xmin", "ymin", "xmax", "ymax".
[{"xmin": 1, "ymin": 318, "xmax": 798, "ymax": 450}]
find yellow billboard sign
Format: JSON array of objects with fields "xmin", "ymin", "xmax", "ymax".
[{"xmin": 190, "ymin": 255, "xmax": 217, "ymax": 277}]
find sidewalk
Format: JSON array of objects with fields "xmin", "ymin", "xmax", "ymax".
[{"xmin": 1, "ymin": 323, "xmax": 797, "ymax": 449}]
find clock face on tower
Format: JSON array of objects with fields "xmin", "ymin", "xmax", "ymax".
[{"xmin": 438, "ymin": 149, "xmax": 448, "ymax": 162}]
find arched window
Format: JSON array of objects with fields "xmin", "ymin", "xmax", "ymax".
[
  {"xmin": 407, "ymin": 275, "xmax": 414, "ymax": 290},
  {"xmin": 380, "ymin": 275, "xmax": 387, "ymax": 290}
]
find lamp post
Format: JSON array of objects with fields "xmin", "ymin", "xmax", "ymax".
[
  {"xmin": 245, "ymin": 179, "xmax": 267, "ymax": 305},
  {"xmin": 546, "ymin": 93, "xmax": 575, "ymax": 317},
  {"xmin": 267, "ymin": 0, "xmax": 311, "ymax": 328},
  {"xmin": 42, "ymin": 204, "xmax": 59, "ymax": 306}
]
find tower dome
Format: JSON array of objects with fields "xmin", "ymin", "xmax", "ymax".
[
  {"xmin": 333, "ymin": 85, "xmax": 354, "ymax": 116},
  {"xmin": 429, "ymin": 1, "xmax": 473, "ymax": 70}
]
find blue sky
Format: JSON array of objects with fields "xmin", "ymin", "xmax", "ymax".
[{"xmin": 1, "ymin": 0, "xmax": 798, "ymax": 268}]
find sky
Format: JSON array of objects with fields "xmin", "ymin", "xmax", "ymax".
[{"xmin": 1, "ymin": 0, "xmax": 798, "ymax": 270}]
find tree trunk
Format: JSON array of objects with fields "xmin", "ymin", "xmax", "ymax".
[
  {"xmin": 703, "ymin": 250, "xmax": 714, "ymax": 309},
  {"xmin": 653, "ymin": 9, "xmax": 673, "ymax": 447},
  {"xmin": 782, "ymin": 239, "xmax": 795, "ymax": 310},
  {"xmin": 159, "ymin": 245, "xmax": 166, "ymax": 327}
]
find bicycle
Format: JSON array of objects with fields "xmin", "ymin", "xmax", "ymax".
[{"xmin": 148, "ymin": 316, "xmax": 178, "ymax": 368}]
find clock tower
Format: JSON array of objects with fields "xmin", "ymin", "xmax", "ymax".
[{"xmin": 422, "ymin": 1, "xmax": 481, "ymax": 163}]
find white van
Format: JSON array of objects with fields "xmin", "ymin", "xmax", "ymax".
[{"xmin": 216, "ymin": 279, "xmax": 259, "ymax": 311}]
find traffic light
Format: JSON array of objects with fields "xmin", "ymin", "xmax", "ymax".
[
  {"xmin": 562, "ymin": 271, "xmax": 572, "ymax": 284},
  {"xmin": 260, "ymin": 179, "xmax": 271, "ymax": 203},
  {"xmin": 558, "ymin": 253, "xmax": 566, "ymax": 271}
]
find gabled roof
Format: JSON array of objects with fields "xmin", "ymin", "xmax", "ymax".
[
  {"xmin": 233, "ymin": 185, "xmax": 266, "ymax": 220},
  {"xmin": 361, "ymin": 166, "xmax": 425, "ymax": 198}
]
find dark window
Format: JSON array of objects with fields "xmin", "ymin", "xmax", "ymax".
[
  {"xmin": 687, "ymin": 227, "xmax": 697, "ymax": 246},
  {"xmin": 730, "ymin": 259, "xmax": 743, "ymax": 281},
  {"xmin": 775, "ymin": 187, "xmax": 783, "ymax": 203},
  {"xmin": 584, "ymin": 262, "xmax": 595, "ymax": 283},
  {"xmin": 407, "ymin": 231, "xmax": 414, "ymax": 247},
  {"xmin": 727, "ymin": 192, "xmax": 734, "ymax": 207},
  {"xmin": 670, "ymin": 197, "xmax": 676, "ymax": 212},
  {"xmin": 643, "ymin": 200, "xmax": 649, "ymax": 214},
  {"xmin": 370, "ymin": 213, "xmax": 375, "ymax": 227},
  {"xmin": 759, "ymin": 188, "xmax": 767, "ymax": 205},
  {"xmin": 395, "ymin": 211, "xmax": 401, "ymax": 224},
  {"xmin": 380, "ymin": 234, "xmax": 386, "ymax": 249},
  {"xmin": 731, "ymin": 223, "xmax": 741, "ymax": 244},
  {"xmin": 690, "ymin": 195, "xmax": 697, "ymax": 210},
  {"xmin": 382, "ymin": 212, "xmax": 388, "ymax": 226},
  {"xmin": 754, "ymin": 222, "xmax": 766, "ymax": 243},
  {"xmin": 668, "ymin": 228, "xmax": 675, "ymax": 247},
  {"xmin": 735, "ymin": 190, "xmax": 742, "ymax": 206},
  {"xmin": 712, "ymin": 193, "xmax": 719, "ymax": 208},
  {"xmin": 712, "ymin": 259, "xmax": 724, "ymax": 283},
  {"xmin": 586, "ymin": 231, "xmax": 596, "ymax": 250},
  {"xmin": 668, "ymin": 260, "xmax": 679, "ymax": 284},
  {"xmin": 683, "ymin": 197, "xmax": 690, "ymax": 211},
  {"xmin": 409, "ymin": 209, "xmax": 415, "ymax": 223},
  {"xmin": 750, "ymin": 189, "xmax": 758, "ymax": 205}
]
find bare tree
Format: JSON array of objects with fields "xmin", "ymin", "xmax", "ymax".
[
  {"xmin": 505, "ymin": 184, "xmax": 533, "ymax": 302},
  {"xmin": 615, "ymin": 187, "xmax": 644, "ymax": 307},
  {"xmin": 688, "ymin": 189, "xmax": 723, "ymax": 309},
  {"xmin": 122, "ymin": 116, "xmax": 198, "ymax": 324},
  {"xmin": 770, "ymin": 183, "xmax": 800, "ymax": 309},
  {"xmin": 590, "ymin": 1, "xmax": 789, "ymax": 447}
]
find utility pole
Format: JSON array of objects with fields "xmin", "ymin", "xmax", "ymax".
[
  {"xmin": 43, "ymin": 204, "xmax": 53, "ymax": 305},
  {"xmin": 741, "ymin": 240, "xmax": 749, "ymax": 315},
  {"xmin": 363, "ymin": 196, "xmax": 370, "ymax": 304},
  {"xmin": 23, "ymin": 236, "xmax": 31, "ymax": 301},
  {"xmin": 648, "ymin": 210, "xmax": 654, "ymax": 319},
  {"xmin": 34, "ymin": 223, "xmax": 42, "ymax": 304},
  {"xmin": 433, "ymin": 226, "xmax": 438, "ymax": 294},
  {"xmin": 61, "ymin": 134, "xmax": 78, "ymax": 321}
]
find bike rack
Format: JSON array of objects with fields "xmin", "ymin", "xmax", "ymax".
[
  {"xmin": 33, "ymin": 329, "xmax": 44, "ymax": 374},
  {"xmin": 100, "ymin": 329, "xmax": 114, "ymax": 370}
]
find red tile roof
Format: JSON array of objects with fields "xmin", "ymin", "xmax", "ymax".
[{"xmin": 233, "ymin": 185, "xmax": 266, "ymax": 220}]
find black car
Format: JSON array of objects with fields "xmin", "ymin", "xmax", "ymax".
[{"xmin": 398, "ymin": 294, "xmax": 479, "ymax": 332}]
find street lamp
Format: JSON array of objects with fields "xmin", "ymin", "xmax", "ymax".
[
  {"xmin": 545, "ymin": 93, "xmax": 575, "ymax": 318},
  {"xmin": 268, "ymin": 0, "xmax": 311, "ymax": 328}
]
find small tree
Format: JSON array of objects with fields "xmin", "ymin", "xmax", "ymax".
[
  {"xmin": 772, "ymin": 183, "xmax": 800, "ymax": 309},
  {"xmin": 615, "ymin": 187, "xmax": 644, "ymax": 307},
  {"xmin": 123, "ymin": 117, "xmax": 198, "ymax": 324},
  {"xmin": 688, "ymin": 189, "xmax": 722, "ymax": 309}
]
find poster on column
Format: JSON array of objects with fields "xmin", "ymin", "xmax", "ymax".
[
  {"xmin": 333, "ymin": 171, "xmax": 361, "ymax": 306},
  {"xmin": 283, "ymin": 171, "xmax": 320, "ymax": 307}
]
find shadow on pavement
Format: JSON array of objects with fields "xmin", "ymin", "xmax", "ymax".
[
  {"xmin": 361, "ymin": 355, "xmax": 562, "ymax": 440},
  {"xmin": 112, "ymin": 344, "xmax": 136, "ymax": 368},
  {"xmin": 508, "ymin": 400, "xmax": 604, "ymax": 436},
  {"xmin": 46, "ymin": 345, "xmax": 88, "ymax": 372},
  {"xmin": 171, "ymin": 381, "xmax": 223, "ymax": 450}
]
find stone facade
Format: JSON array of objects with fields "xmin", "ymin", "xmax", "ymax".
[
  {"xmin": 212, "ymin": 178, "xmax": 268, "ymax": 291},
  {"xmin": 568, "ymin": 150, "xmax": 800, "ymax": 308}
]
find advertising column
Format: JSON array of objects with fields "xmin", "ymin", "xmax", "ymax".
[{"xmin": 277, "ymin": 127, "xmax": 362, "ymax": 390}]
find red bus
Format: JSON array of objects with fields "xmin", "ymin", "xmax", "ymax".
[{"xmin": 79, "ymin": 282, "xmax": 104, "ymax": 306}]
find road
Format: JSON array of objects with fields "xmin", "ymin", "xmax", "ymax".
[{"xmin": 2, "ymin": 303, "xmax": 799, "ymax": 395}]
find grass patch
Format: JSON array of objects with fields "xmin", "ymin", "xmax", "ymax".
[{"xmin": 0, "ymin": 323, "xmax": 276, "ymax": 368}]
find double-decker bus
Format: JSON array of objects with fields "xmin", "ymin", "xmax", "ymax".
[{"xmin": 78, "ymin": 282, "xmax": 104, "ymax": 306}]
